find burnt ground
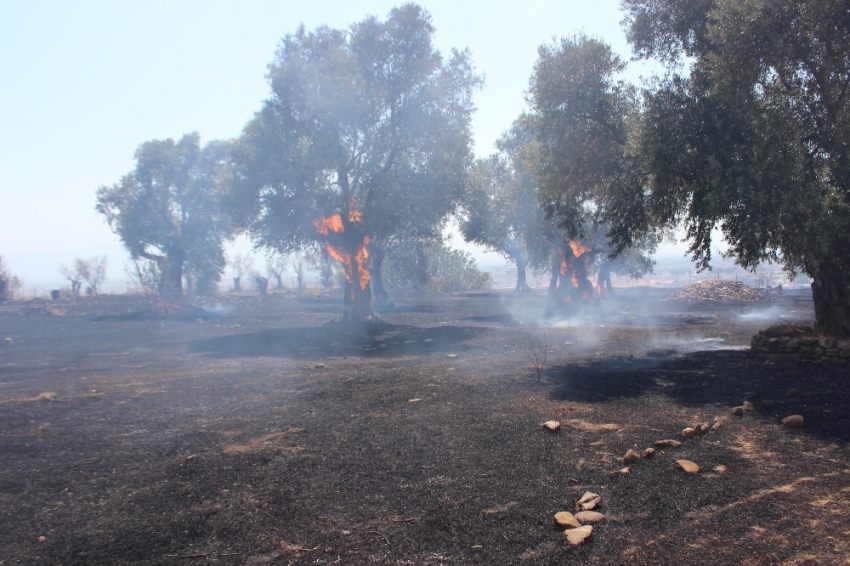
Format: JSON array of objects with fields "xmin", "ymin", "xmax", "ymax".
[{"xmin": 0, "ymin": 288, "xmax": 848, "ymax": 566}]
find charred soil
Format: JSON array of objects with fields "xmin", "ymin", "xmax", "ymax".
[{"xmin": 1, "ymin": 289, "xmax": 848, "ymax": 565}]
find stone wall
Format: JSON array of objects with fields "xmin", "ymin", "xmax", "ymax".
[{"xmin": 751, "ymin": 328, "xmax": 849, "ymax": 365}]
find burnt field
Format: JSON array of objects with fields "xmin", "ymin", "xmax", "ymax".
[{"xmin": 1, "ymin": 289, "xmax": 848, "ymax": 565}]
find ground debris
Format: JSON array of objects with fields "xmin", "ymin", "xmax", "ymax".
[{"xmin": 665, "ymin": 279, "xmax": 766, "ymax": 301}]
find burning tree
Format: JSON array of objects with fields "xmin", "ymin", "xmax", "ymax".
[
  {"xmin": 525, "ymin": 34, "xmax": 661, "ymax": 313},
  {"xmin": 226, "ymin": 4, "xmax": 481, "ymax": 324},
  {"xmin": 619, "ymin": 0, "xmax": 850, "ymax": 337},
  {"xmin": 96, "ymin": 134, "xmax": 232, "ymax": 302}
]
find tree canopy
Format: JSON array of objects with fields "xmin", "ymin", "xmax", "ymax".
[
  {"xmin": 226, "ymin": 4, "xmax": 481, "ymax": 319},
  {"xmin": 96, "ymin": 133, "xmax": 232, "ymax": 300},
  {"xmin": 460, "ymin": 124, "xmax": 552, "ymax": 292},
  {"xmin": 620, "ymin": 0, "xmax": 850, "ymax": 336}
]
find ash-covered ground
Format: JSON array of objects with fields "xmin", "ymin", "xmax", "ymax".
[{"xmin": 0, "ymin": 289, "xmax": 848, "ymax": 565}]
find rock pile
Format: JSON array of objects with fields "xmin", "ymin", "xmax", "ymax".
[
  {"xmin": 751, "ymin": 324, "xmax": 849, "ymax": 366},
  {"xmin": 665, "ymin": 279, "xmax": 766, "ymax": 302}
]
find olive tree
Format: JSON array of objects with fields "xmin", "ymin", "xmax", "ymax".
[
  {"xmin": 96, "ymin": 133, "xmax": 231, "ymax": 301},
  {"xmin": 621, "ymin": 0, "xmax": 850, "ymax": 336}
]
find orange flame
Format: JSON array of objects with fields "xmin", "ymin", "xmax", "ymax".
[
  {"xmin": 313, "ymin": 214, "xmax": 344, "ymax": 236},
  {"xmin": 570, "ymin": 240, "xmax": 592, "ymax": 257},
  {"xmin": 313, "ymin": 209, "xmax": 370, "ymax": 290},
  {"xmin": 557, "ymin": 240, "xmax": 597, "ymax": 301}
]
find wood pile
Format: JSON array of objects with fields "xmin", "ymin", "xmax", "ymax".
[{"xmin": 665, "ymin": 279, "xmax": 765, "ymax": 302}]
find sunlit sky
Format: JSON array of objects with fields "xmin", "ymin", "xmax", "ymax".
[{"xmin": 1, "ymin": 0, "xmax": 679, "ymax": 290}]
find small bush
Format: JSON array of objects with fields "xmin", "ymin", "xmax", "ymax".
[
  {"xmin": 383, "ymin": 244, "xmax": 492, "ymax": 292},
  {"xmin": 0, "ymin": 256, "xmax": 23, "ymax": 302}
]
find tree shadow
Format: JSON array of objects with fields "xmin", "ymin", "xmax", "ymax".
[
  {"xmin": 188, "ymin": 323, "xmax": 487, "ymax": 360},
  {"xmin": 548, "ymin": 350, "xmax": 850, "ymax": 442}
]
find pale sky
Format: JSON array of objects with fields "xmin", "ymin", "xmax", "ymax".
[{"xmin": 1, "ymin": 0, "xmax": 670, "ymax": 290}]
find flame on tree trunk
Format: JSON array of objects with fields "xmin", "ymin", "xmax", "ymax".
[
  {"xmin": 547, "ymin": 239, "xmax": 598, "ymax": 313},
  {"xmin": 314, "ymin": 209, "xmax": 378, "ymax": 324}
]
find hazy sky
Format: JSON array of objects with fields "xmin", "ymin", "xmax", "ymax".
[{"xmin": 1, "ymin": 0, "xmax": 667, "ymax": 288}]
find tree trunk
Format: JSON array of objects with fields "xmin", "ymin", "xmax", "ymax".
[
  {"xmin": 322, "ymin": 219, "xmax": 379, "ymax": 325},
  {"xmin": 233, "ymin": 277, "xmax": 242, "ymax": 292},
  {"xmin": 597, "ymin": 264, "xmax": 614, "ymax": 299},
  {"xmin": 514, "ymin": 255, "xmax": 532, "ymax": 293},
  {"xmin": 272, "ymin": 273, "xmax": 284, "ymax": 290},
  {"xmin": 810, "ymin": 261, "xmax": 850, "ymax": 338},
  {"xmin": 158, "ymin": 253, "xmax": 184, "ymax": 302},
  {"xmin": 368, "ymin": 247, "xmax": 394, "ymax": 312},
  {"xmin": 415, "ymin": 243, "xmax": 429, "ymax": 286}
]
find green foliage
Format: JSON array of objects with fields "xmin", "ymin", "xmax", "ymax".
[
  {"xmin": 96, "ymin": 133, "xmax": 232, "ymax": 299},
  {"xmin": 225, "ymin": 4, "xmax": 482, "ymax": 256},
  {"xmin": 459, "ymin": 122, "xmax": 552, "ymax": 278},
  {"xmin": 621, "ymin": 0, "xmax": 850, "ymax": 335},
  {"xmin": 526, "ymin": 33, "xmax": 647, "ymax": 248},
  {"xmin": 383, "ymin": 243, "xmax": 492, "ymax": 292}
]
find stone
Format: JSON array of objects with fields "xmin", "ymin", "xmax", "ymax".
[
  {"xmin": 578, "ymin": 492, "xmax": 600, "ymax": 505},
  {"xmin": 732, "ymin": 406, "xmax": 745, "ymax": 416},
  {"xmin": 782, "ymin": 414, "xmax": 804, "ymax": 427},
  {"xmin": 642, "ymin": 447, "xmax": 656, "ymax": 459},
  {"xmin": 616, "ymin": 467, "xmax": 630, "ymax": 474},
  {"xmin": 575, "ymin": 511, "xmax": 606, "ymax": 523},
  {"xmin": 712, "ymin": 420, "xmax": 723, "ymax": 431},
  {"xmin": 763, "ymin": 324, "xmax": 807, "ymax": 337},
  {"xmin": 654, "ymin": 439, "xmax": 682, "ymax": 448},
  {"xmin": 676, "ymin": 460, "xmax": 700, "ymax": 473},
  {"xmin": 785, "ymin": 388, "xmax": 801, "ymax": 398},
  {"xmin": 694, "ymin": 423, "xmax": 710, "ymax": 436},
  {"xmin": 831, "ymin": 358, "xmax": 846, "ymax": 366},
  {"xmin": 620, "ymin": 449, "xmax": 640, "ymax": 465},
  {"xmin": 541, "ymin": 421, "xmax": 560, "ymax": 432},
  {"xmin": 840, "ymin": 350, "xmax": 850, "ymax": 358},
  {"xmin": 186, "ymin": 454, "xmax": 198, "ymax": 461},
  {"xmin": 819, "ymin": 337, "xmax": 837, "ymax": 349},
  {"xmin": 581, "ymin": 497, "xmax": 601, "ymax": 511},
  {"xmin": 798, "ymin": 337, "xmax": 818, "ymax": 346},
  {"xmin": 837, "ymin": 340, "xmax": 850, "ymax": 350},
  {"xmin": 682, "ymin": 427, "xmax": 696, "ymax": 439},
  {"xmin": 554, "ymin": 511, "xmax": 581, "ymax": 528},
  {"xmin": 742, "ymin": 401, "xmax": 755, "ymax": 411},
  {"xmin": 786, "ymin": 339, "xmax": 799, "ymax": 349},
  {"xmin": 564, "ymin": 525, "xmax": 593, "ymax": 545}
]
